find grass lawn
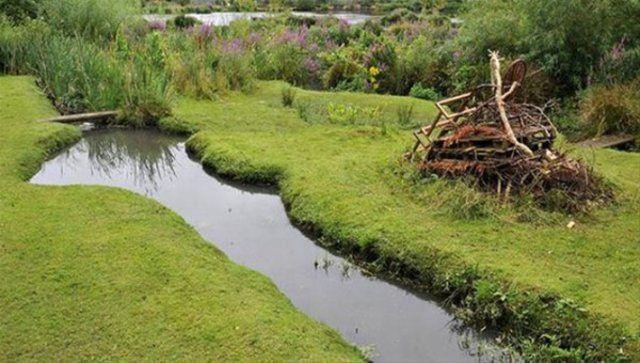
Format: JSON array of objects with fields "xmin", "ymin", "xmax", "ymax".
[
  {"xmin": 166, "ymin": 80, "xmax": 640, "ymax": 360},
  {"xmin": 0, "ymin": 76, "xmax": 362, "ymax": 361}
]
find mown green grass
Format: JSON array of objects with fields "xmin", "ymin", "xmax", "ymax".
[
  {"xmin": 0, "ymin": 76, "xmax": 362, "ymax": 361},
  {"xmin": 167, "ymin": 80, "xmax": 640, "ymax": 360}
]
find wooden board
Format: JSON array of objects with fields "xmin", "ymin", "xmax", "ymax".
[
  {"xmin": 39, "ymin": 111, "xmax": 118, "ymax": 124},
  {"xmin": 578, "ymin": 134, "xmax": 635, "ymax": 149}
]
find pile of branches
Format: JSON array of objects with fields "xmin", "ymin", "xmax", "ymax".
[{"xmin": 410, "ymin": 53, "xmax": 613, "ymax": 212}]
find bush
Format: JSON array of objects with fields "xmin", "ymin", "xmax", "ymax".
[
  {"xmin": 1, "ymin": 19, "xmax": 172, "ymax": 124},
  {"xmin": 327, "ymin": 102, "xmax": 359, "ymax": 124},
  {"xmin": 0, "ymin": 0, "xmax": 38, "ymax": 23},
  {"xmin": 578, "ymin": 80, "xmax": 640, "ymax": 137},
  {"xmin": 281, "ymin": 85, "xmax": 296, "ymax": 107},
  {"xmin": 173, "ymin": 15, "xmax": 198, "ymax": 29},
  {"xmin": 323, "ymin": 49, "xmax": 365, "ymax": 90},
  {"xmin": 166, "ymin": 33, "xmax": 216, "ymax": 99},
  {"xmin": 458, "ymin": 0, "xmax": 639, "ymax": 96},
  {"xmin": 409, "ymin": 83, "xmax": 440, "ymax": 101},
  {"xmin": 214, "ymin": 45, "xmax": 254, "ymax": 92}
]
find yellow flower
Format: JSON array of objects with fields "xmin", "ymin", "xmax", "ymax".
[{"xmin": 369, "ymin": 66, "xmax": 380, "ymax": 76}]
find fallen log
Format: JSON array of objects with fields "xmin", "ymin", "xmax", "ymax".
[
  {"xmin": 39, "ymin": 111, "xmax": 118, "ymax": 124},
  {"xmin": 578, "ymin": 134, "xmax": 636, "ymax": 149}
]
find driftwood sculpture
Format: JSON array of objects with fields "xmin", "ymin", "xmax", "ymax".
[{"xmin": 408, "ymin": 53, "xmax": 611, "ymax": 211}]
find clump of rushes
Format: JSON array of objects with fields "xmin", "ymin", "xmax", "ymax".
[
  {"xmin": 0, "ymin": 0, "xmax": 245, "ymax": 126},
  {"xmin": 395, "ymin": 103, "xmax": 414, "ymax": 128},
  {"xmin": 40, "ymin": 0, "xmax": 135, "ymax": 42},
  {"xmin": 281, "ymin": 85, "xmax": 297, "ymax": 107},
  {"xmin": 578, "ymin": 79, "xmax": 640, "ymax": 138}
]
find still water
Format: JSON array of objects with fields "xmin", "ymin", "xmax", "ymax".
[
  {"xmin": 31, "ymin": 128, "xmax": 512, "ymax": 362},
  {"xmin": 143, "ymin": 11, "xmax": 373, "ymax": 26}
]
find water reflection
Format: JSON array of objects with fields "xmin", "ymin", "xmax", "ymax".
[
  {"xmin": 31, "ymin": 128, "xmax": 517, "ymax": 362},
  {"xmin": 44, "ymin": 128, "xmax": 182, "ymax": 195}
]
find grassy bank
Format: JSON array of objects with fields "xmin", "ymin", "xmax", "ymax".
[
  {"xmin": 165, "ymin": 80, "xmax": 640, "ymax": 360},
  {"xmin": 0, "ymin": 76, "xmax": 362, "ymax": 360}
]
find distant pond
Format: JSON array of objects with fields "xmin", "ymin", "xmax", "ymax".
[{"xmin": 143, "ymin": 11, "xmax": 374, "ymax": 27}]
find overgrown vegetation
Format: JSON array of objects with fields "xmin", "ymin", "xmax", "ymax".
[
  {"xmin": 0, "ymin": 0, "xmax": 254, "ymax": 125},
  {"xmin": 142, "ymin": 0, "xmax": 466, "ymax": 15},
  {"xmin": 578, "ymin": 80, "xmax": 640, "ymax": 138},
  {"xmin": 2, "ymin": 0, "xmax": 638, "ymax": 136}
]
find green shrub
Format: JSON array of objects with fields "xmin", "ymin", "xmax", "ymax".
[
  {"xmin": 327, "ymin": 102, "xmax": 359, "ymax": 124},
  {"xmin": 281, "ymin": 85, "xmax": 296, "ymax": 107},
  {"xmin": 409, "ymin": 83, "xmax": 440, "ymax": 101},
  {"xmin": 395, "ymin": 33, "xmax": 451, "ymax": 95},
  {"xmin": 296, "ymin": 102, "xmax": 310, "ymax": 122},
  {"xmin": 166, "ymin": 33, "xmax": 216, "ymax": 99},
  {"xmin": 259, "ymin": 41, "xmax": 307, "ymax": 85},
  {"xmin": 0, "ymin": 0, "xmax": 38, "ymax": 23},
  {"xmin": 578, "ymin": 80, "xmax": 640, "ymax": 137},
  {"xmin": 0, "ymin": 17, "xmax": 48, "ymax": 73},
  {"xmin": 119, "ymin": 32, "xmax": 173, "ymax": 125},
  {"xmin": 458, "ymin": 0, "xmax": 639, "ymax": 96},
  {"xmin": 323, "ymin": 50, "xmax": 364, "ymax": 90},
  {"xmin": 173, "ymin": 15, "xmax": 198, "ymax": 29},
  {"xmin": 215, "ymin": 47, "xmax": 255, "ymax": 92}
]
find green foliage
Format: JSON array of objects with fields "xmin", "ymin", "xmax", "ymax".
[
  {"xmin": 395, "ymin": 103, "xmax": 414, "ymax": 127},
  {"xmin": 118, "ymin": 32, "xmax": 173, "ymax": 125},
  {"xmin": 281, "ymin": 85, "xmax": 296, "ymax": 107},
  {"xmin": 578, "ymin": 80, "xmax": 640, "ymax": 137},
  {"xmin": 0, "ymin": 0, "xmax": 38, "ymax": 23},
  {"xmin": 323, "ymin": 50, "xmax": 365, "ymax": 90},
  {"xmin": 0, "ymin": 19, "xmax": 172, "ymax": 124},
  {"xmin": 214, "ymin": 45, "xmax": 255, "ymax": 92},
  {"xmin": 409, "ymin": 82, "xmax": 440, "ymax": 101},
  {"xmin": 40, "ymin": 0, "xmax": 137, "ymax": 41},
  {"xmin": 165, "ymin": 34, "xmax": 217, "ymax": 99},
  {"xmin": 458, "ymin": 0, "xmax": 640, "ymax": 96},
  {"xmin": 173, "ymin": 14, "xmax": 198, "ymax": 28},
  {"xmin": 258, "ymin": 40, "xmax": 308, "ymax": 85},
  {"xmin": 326, "ymin": 102, "xmax": 360, "ymax": 124}
]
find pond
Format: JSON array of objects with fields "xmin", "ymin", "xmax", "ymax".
[
  {"xmin": 31, "ymin": 128, "xmax": 513, "ymax": 362},
  {"xmin": 143, "ymin": 11, "xmax": 374, "ymax": 27}
]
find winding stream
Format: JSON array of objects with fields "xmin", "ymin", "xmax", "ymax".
[{"xmin": 30, "ymin": 128, "xmax": 510, "ymax": 362}]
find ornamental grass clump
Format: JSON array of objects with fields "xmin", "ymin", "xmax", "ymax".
[{"xmin": 578, "ymin": 80, "xmax": 640, "ymax": 138}]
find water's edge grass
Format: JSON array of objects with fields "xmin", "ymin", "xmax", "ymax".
[
  {"xmin": 8, "ymin": 75, "xmax": 637, "ymax": 361},
  {"xmin": 1, "ymin": 76, "xmax": 363, "ymax": 361},
  {"xmin": 183, "ymin": 133, "xmax": 637, "ymax": 361},
  {"xmin": 161, "ymin": 83, "xmax": 639, "ymax": 361}
]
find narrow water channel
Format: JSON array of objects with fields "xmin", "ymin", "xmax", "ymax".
[{"xmin": 31, "ymin": 128, "xmax": 510, "ymax": 362}]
